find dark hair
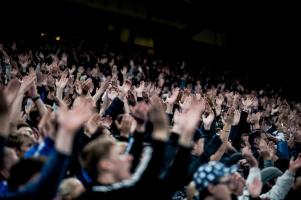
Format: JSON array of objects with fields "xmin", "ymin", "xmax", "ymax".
[
  {"xmin": 127, "ymin": 91, "xmax": 136, "ymax": 107},
  {"xmin": 8, "ymin": 157, "xmax": 46, "ymax": 191},
  {"xmin": 274, "ymin": 158, "xmax": 289, "ymax": 173},
  {"xmin": 6, "ymin": 133, "xmax": 34, "ymax": 152},
  {"xmin": 248, "ymin": 131, "xmax": 261, "ymax": 146}
]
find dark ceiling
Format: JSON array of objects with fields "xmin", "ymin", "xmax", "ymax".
[{"xmin": 1, "ymin": 0, "xmax": 300, "ymax": 98}]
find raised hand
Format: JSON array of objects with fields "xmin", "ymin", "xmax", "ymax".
[
  {"xmin": 74, "ymin": 81, "xmax": 83, "ymax": 95},
  {"xmin": 242, "ymin": 146, "xmax": 258, "ymax": 167},
  {"xmin": 69, "ymin": 65, "xmax": 76, "ymax": 75},
  {"xmin": 85, "ymin": 113, "xmax": 102, "ymax": 136},
  {"xmin": 38, "ymin": 109, "xmax": 55, "ymax": 139},
  {"xmin": 115, "ymin": 114, "xmax": 136, "ymax": 137},
  {"xmin": 134, "ymin": 81, "xmax": 145, "ymax": 97},
  {"xmin": 55, "ymin": 74, "xmax": 69, "ymax": 89},
  {"xmin": 195, "ymin": 93, "xmax": 202, "ymax": 101},
  {"xmin": 107, "ymin": 88, "xmax": 118, "ymax": 101},
  {"xmin": 4, "ymin": 78, "xmax": 21, "ymax": 107},
  {"xmin": 248, "ymin": 176, "xmax": 262, "ymax": 198},
  {"xmin": 149, "ymin": 96, "xmax": 169, "ymax": 141},
  {"xmin": 82, "ymin": 78, "xmax": 94, "ymax": 95},
  {"xmin": 288, "ymin": 154, "xmax": 301, "ymax": 173},
  {"xmin": 28, "ymin": 80, "xmax": 39, "ymax": 98},
  {"xmin": 148, "ymin": 84, "xmax": 155, "ymax": 96},
  {"xmin": 224, "ymin": 107, "xmax": 235, "ymax": 125},
  {"xmin": 121, "ymin": 66, "xmax": 127, "ymax": 76},
  {"xmin": 19, "ymin": 73, "xmax": 36, "ymax": 94},
  {"xmin": 166, "ymin": 87, "xmax": 179, "ymax": 105},
  {"xmin": 232, "ymin": 110, "xmax": 241, "ymax": 125},
  {"xmin": 173, "ymin": 98, "xmax": 204, "ymax": 146},
  {"xmin": 258, "ymin": 139, "xmax": 272, "ymax": 160},
  {"xmin": 154, "ymin": 87, "xmax": 161, "ymax": 96},
  {"xmin": 179, "ymin": 95, "xmax": 192, "ymax": 112},
  {"xmin": 57, "ymin": 96, "xmax": 94, "ymax": 133},
  {"xmin": 202, "ymin": 111, "xmax": 215, "ymax": 130},
  {"xmin": 216, "ymin": 94, "xmax": 224, "ymax": 106},
  {"xmin": 119, "ymin": 79, "xmax": 132, "ymax": 99},
  {"xmin": 242, "ymin": 96, "xmax": 255, "ymax": 110},
  {"xmin": 46, "ymin": 75, "xmax": 56, "ymax": 87},
  {"xmin": 55, "ymin": 97, "xmax": 93, "ymax": 155}
]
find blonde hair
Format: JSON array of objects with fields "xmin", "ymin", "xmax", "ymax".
[
  {"xmin": 80, "ymin": 137, "xmax": 115, "ymax": 179},
  {"xmin": 57, "ymin": 178, "xmax": 84, "ymax": 200}
]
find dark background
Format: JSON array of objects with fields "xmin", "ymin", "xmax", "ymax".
[{"xmin": 1, "ymin": 0, "xmax": 300, "ymax": 100}]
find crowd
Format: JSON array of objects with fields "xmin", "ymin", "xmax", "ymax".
[{"xmin": 0, "ymin": 40, "xmax": 301, "ymax": 200}]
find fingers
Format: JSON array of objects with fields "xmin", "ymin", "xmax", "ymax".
[
  {"xmin": 115, "ymin": 120, "xmax": 121, "ymax": 129},
  {"xmin": 56, "ymin": 97, "xmax": 68, "ymax": 111}
]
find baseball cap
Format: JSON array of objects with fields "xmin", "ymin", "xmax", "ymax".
[{"xmin": 193, "ymin": 161, "xmax": 237, "ymax": 191}]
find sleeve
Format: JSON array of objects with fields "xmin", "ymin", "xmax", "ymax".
[
  {"xmin": 128, "ymin": 131, "xmax": 145, "ymax": 173},
  {"xmin": 0, "ymin": 136, "xmax": 6, "ymax": 169},
  {"xmin": 0, "ymin": 150, "xmax": 70, "ymax": 200},
  {"xmin": 233, "ymin": 111, "xmax": 250, "ymax": 150},
  {"xmin": 204, "ymin": 134, "xmax": 223, "ymax": 156},
  {"xmin": 162, "ymin": 145, "xmax": 192, "ymax": 192},
  {"xmin": 201, "ymin": 126, "xmax": 215, "ymax": 143},
  {"xmin": 229, "ymin": 125, "xmax": 238, "ymax": 144},
  {"xmin": 277, "ymin": 141, "xmax": 290, "ymax": 160},
  {"xmin": 159, "ymin": 132, "xmax": 179, "ymax": 179},
  {"xmin": 245, "ymin": 167, "xmax": 261, "ymax": 191},
  {"xmin": 260, "ymin": 170, "xmax": 295, "ymax": 200},
  {"xmin": 90, "ymin": 140, "xmax": 167, "ymax": 194},
  {"xmin": 238, "ymin": 167, "xmax": 261, "ymax": 200},
  {"xmin": 103, "ymin": 97, "xmax": 124, "ymax": 121}
]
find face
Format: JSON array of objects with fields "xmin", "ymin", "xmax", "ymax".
[
  {"xmin": 208, "ymin": 176, "xmax": 232, "ymax": 200},
  {"xmin": 253, "ymin": 137, "xmax": 262, "ymax": 149},
  {"xmin": 241, "ymin": 135, "xmax": 249, "ymax": 143},
  {"xmin": 105, "ymin": 144, "xmax": 133, "ymax": 181},
  {"xmin": 20, "ymin": 138, "xmax": 34, "ymax": 157},
  {"xmin": 192, "ymin": 138, "xmax": 204, "ymax": 156}
]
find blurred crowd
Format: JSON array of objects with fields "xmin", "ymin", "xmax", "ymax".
[{"xmin": 1, "ymin": 40, "xmax": 301, "ymax": 200}]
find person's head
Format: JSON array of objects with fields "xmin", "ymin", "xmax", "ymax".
[
  {"xmin": 248, "ymin": 131, "xmax": 262, "ymax": 148},
  {"xmin": 56, "ymin": 178, "xmax": 85, "ymax": 200},
  {"xmin": 192, "ymin": 129, "xmax": 205, "ymax": 156},
  {"xmin": 240, "ymin": 133, "xmax": 249, "ymax": 148},
  {"xmin": 80, "ymin": 137, "xmax": 133, "ymax": 183},
  {"xmin": 192, "ymin": 138, "xmax": 205, "ymax": 157},
  {"xmin": 6, "ymin": 132, "xmax": 35, "ymax": 158},
  {"xmin": 0, "ymin": 147, "xmax": 19, "ymax": 180},
  {"xmin": 17, "ymin": 123, "xmax": 38, "ymax": 143},
  {"xmin": 189, "ymin": 161, "xmax": 237, "ymax": 200},
  {"xmin": 261, "ymin": 167, "xmax": 283, "ymax": 193},
  {"xmin": 7, "ymin": 157, "xmax": 45, "ymax": 191}
]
